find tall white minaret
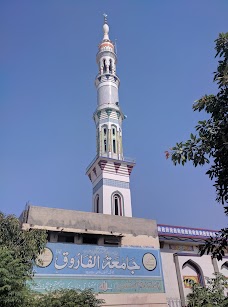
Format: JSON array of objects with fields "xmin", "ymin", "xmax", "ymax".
[{"xmin": 86, "ymin": 15, "xmax": 135, "ymax": 217}]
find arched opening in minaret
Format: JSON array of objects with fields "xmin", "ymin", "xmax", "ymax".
[
  {"xmin": 94, "ymin": 195, "xmax": 99, "ymax": 213},
  {"xmin": 111, "ymin": 125, "xmax": 117, "ymax": 155},
  {"xmin": 104, "ymin": 140, "xmax": 107, "ymax": 152},
  {"xmin": 103, "ymin": 59, "xmax": 106, "ymax": 73},
  {"xmin": 113, "ymin": 193, "xmax": 122, "ymax": 216},
  {"xmin": 113, "ymin": 140, "xmax": 116, "ymax": 153},
  {"xmin": 114, "ymin": 197, "xmax": 118, "ymax": 215},
  {"xmin": 102, "ymin": 125, "xmax": 108, "ymax": 154},
  {"xmin": 109, "ymin": 59, "xmax": 112, "ymax": 73}
]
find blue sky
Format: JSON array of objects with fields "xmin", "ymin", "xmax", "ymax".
[{"xmin": 0, "ymin": 1, "xmax": 227, "ymax": 230}]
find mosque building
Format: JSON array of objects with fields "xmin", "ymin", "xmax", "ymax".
[{"xmin": 20, "ymin": 16, "xmax": 228, "ymax": 307}]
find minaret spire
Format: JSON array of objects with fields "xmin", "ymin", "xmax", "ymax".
[
  {"xmin": 86, "ymin": 15, "xmax": 135, "ymax": 217},
  {"xmin": 102, "ymin": 14, "xmax": 110, "ymax": 40},
  {"xmin": 103, "ymin": 13, "xmax": 108, "ymax": 24}
]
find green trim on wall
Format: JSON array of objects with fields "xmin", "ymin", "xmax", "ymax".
[
  {"xmin": 105, "ymin": 108, "xmax": 112, "ymax": 117},
  {"xmin": 97, "ymin": 111, "xmax": 101, "ymax": 119}
]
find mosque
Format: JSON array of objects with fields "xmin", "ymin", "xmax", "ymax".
[{"xmin": 20, "ymin": 16, "xmax": 227, "ymax": 307}]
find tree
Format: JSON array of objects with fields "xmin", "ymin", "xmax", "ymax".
[
  {"xmin": 0, "ymin": 247, "xmax": 28, "ymax": 307},
  {"xmin": 0, "ymin": 212, "xmax": 47, "ymax": 307},
  {"xmin": 187, "ymin": 273, "xmax": 228, "ymax": 307},
  {"xmin": 31, "ymin": 289, "xmax": 105, "ymax": 307},
  {"xmin": 0, "ymin": 212, "xmax": 47, "ymax": 277},
  {"xmin": 167, "ymin": 32, "xmax": 228, "ymax": 260},
  {"xmin": 0, "ymin": 213, "xmax": 105, "ymax": 306}
]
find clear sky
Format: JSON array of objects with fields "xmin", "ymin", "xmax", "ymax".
[{"xmin": 1, "ymin": 1, "xmax": 227, "ymax": 230}]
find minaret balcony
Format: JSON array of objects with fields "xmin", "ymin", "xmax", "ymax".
[
  {"xmin": 96, "ymin": 49, "xmax": 117, "ymax": 61},
  {"xmin": 95, "ymin": 73, "xmax": 120, "ymax": 81},
  {"xmin": 96, "ymin": 72, "xmax": 118, "ymax": 78},
  {"xmin": 95, "ymin": 73, "xmax": 120, "ymax": 89}
]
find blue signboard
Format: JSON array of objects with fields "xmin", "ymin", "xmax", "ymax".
[{"xmin": 32, "ymin": 243, "xmax": 164, "ymax": 294}]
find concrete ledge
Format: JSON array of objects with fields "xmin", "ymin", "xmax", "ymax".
[
  {"xmin": 98, "ymin": 293, "xmax": 167, "ymax": 306},
  {"xmin": 22, "ymin": 205, "xmax": 158, "ymax": 237}
]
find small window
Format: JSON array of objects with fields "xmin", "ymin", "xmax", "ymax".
[
  {"xmin": 83, "ymin": 235, "xmax": 98, "ymax": 245},
  {"xmin": 104, "ymin": 237, "xmax": 120, "ymax": 246},
  {"xmin": 58, "ymin": 234, "xmax": 74, "ymax": 243},
  {"xmin": 112, "ymin": 128, "xmax": 115, "ymax": 135},
  {"xmin": 104, "ymin": 128, "xmax": 106, "ymax": 136}
]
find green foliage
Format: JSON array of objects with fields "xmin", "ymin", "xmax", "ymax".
[
  {"xmin": 187, "ymin": 273, "xmax": 228, "ymax": 307},
  {"xmin": 168, "ymin": 33, "xmax": 228, "ymax": 260},
  {"xmin": 0, "ymin": 212, "xmax": 47, "ymax": 276},
  {"xmin": 0, "ymin": 212, "xmax": 105, "ymax": 306},
  {"xmin": 0, "ymin": 247, "xmax": 27, "ymax": 307},
  {"xmin": 199, "ymin": 227, "xmax": 228, "ymax": 261},
  {"xmin": 0, "ymin": 212, "xmax": 47, "ymax": 306},
  {"xmin": 31, "ymin": 289, "xmax": 105, "ymax": 307}
]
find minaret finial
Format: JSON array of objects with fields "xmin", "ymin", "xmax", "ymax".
[
  {"xmin": 102, "ymin": 13, "xmax": 109, "ymax": 40},
  {"xmin": 103, "ymin": 13, "xmax": 108, "ymax": 24}
]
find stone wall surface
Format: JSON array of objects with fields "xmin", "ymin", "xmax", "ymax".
[{"xmin": 24, "ymin": 205, "xmax": 158, "ymax": 237}]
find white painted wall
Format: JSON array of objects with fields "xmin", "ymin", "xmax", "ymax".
[
  {"xmin": 178, "ymin": 255, "xmax": 215, "ymax": 299},
  {"xmin": 160, "ymin": 252, "xmax": 180, "ymax": 300},
  {"xmin": 93, "ymin": 184, "xmax": 132, "ymax": 216},
  {"xmin": 102, "ymin": 171, "xmax": 130, "ymax": 182},
  {"xmin": 160, "ymin": 245, "xmax": 224, "ymax": 302},
  {"xmin": 218, "ymin": 258, "xmax": 228, "ymax": 277},
  {"xmin": 178, "ymin": 255, "xmax": 215, "ymax": 280},
  {"xmin": 102, "ymin": 185, "xmax": 132, "ymax": 217}
]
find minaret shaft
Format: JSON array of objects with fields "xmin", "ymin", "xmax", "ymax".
[{"xmin": 86, "ymin": 16, "xmax": 135, "ymax": 218}]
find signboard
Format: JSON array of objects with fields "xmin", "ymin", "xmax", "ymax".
[{"xmin": 32, "ymin": 243, "xmax": 164, "ymax": 294}]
